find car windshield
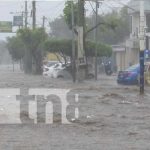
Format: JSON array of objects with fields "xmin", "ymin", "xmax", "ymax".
[
  {"xmin": 47, "ymin": 62, "xmax": 57, "ymax": 67},
  {"xmin": 53, "ymin": 63, "xmax": 60, "ymax": 68},
  {"xmin": 126, "ymin": 64, "xmax": 139, "ymax": 71}
]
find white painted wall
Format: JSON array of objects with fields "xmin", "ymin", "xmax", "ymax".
[{"xmin": 131, "ymin": 13, "xmax": 140, "ymax": 38}]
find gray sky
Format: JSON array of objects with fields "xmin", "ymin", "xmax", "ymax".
[
  {"xmin": 0, "ymin": 1, "xmax": 66, "ymax": 40},
  {"xmin": 0, "ymin": 0, "xmax": 129, "ymax": 41}
]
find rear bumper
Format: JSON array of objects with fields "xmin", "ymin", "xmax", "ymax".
[{"xmin": 117, "ymin": 78, "xmax": 138, "ymax": 85}]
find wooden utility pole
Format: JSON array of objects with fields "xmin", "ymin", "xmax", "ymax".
[
  {"xmin": 77, "ymin": 0, "xmax": 85, "ymax": 81},
  {"xmin": 95, "ymin": 0, "xmax": 98, "ymax": 80},
  {"xmin": 32, "ymin": 1, "xmax": 36, "ymax": 29},
  {"xmin": 78, "ymin": 0, "xmax": 84, "ymax": 27},
  {"xmin": 25, "ymin": 1, "xmax": 28, "ymax": 28},
  {"xmin": 78, "ymin": 0, "xmax": 85, "ymax": 59},
  {"xmin": 42, "ymin": 16, "xmax": 46, "ymax": 29},
  {"xmin": 71, "ymin": 2, "xmax": 76, "ymax": 82}
]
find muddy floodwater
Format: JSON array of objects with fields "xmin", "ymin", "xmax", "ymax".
[{"xmin": 0, "ymin": 65, "xmax": 150, "ymax": 150}]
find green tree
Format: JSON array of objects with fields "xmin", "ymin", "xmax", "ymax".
[
  {"xmin": 44, "ymin": 39, "xmax": 72, "ymax": 64},
  {"xmin": 86, "ymin": 8, "xmax": 130, "ymax": 44},
  {"xmin": 44, "ymin": 39, "xmax": 112, "ymax": 59},
  {"xmin": 17, "ymin": 28, "xmax": 48, "ymax": 74},
  {"xmin": 7, "ymin": 36, "xmax": 25, "ymax": 61},
  {"xmin": 63, "ymin": 1, "xmax": 78, "ymax": 29},
  {"xmin": 49, "ymin": 16, "xmax": 72, "ymax": 39},
  {"xmin": 7, "ymin": 28, "xmax": 48, "ymax": 74},
  {"xmin": 63, "ymin": 2, "xmax": 130, "ymax": 45},
  {"xmin": 85, "ymin": 41, "xmax": 112, "ymax": 57}
]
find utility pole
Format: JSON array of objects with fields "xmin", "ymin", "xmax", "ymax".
[
  {"xmin": 32, "ymin": 1, "xmax": 36, "ymax": 29},
  {"xmin": 139, "ymin": 0, "xmax": 145, "ymax": 94},
  {"xmin": 78, "ymin": 0, "xmax": 85, "ymax": 34},
  {"xmin": 71, "ymin": 1, "xmax": 76, "ymax": 82},
  {"xmin": 20, "ymin": 11, "xmax": 24, "ymax": 29},
  {"xmin": 23, "ymin": 1, "xmax": 29, "ymax": 73},
  {"xmin": 95, "ymin": 0, "xmax": 98, "ymax": 80},
  {"xmin": 25, "ymin": 1, "xmax": 27, "ymax": 28},
  {"xmin": 77, "ymin": 0, "xmax": 85, "ymax": 81},
  {"xmin": 42, "ymin": 16, "xmax": 46, "ymax": 29}
]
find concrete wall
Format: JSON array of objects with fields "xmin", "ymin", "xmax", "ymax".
[
  {"xmin": 125, "ymin": 47, "xmax": 139, "ymax": 67},
  {"xmin": 112, "ymin": 45, "xmax": 126, "ymax": 71},
  {"xmin": 115, "ymin": 51, "xmax": 126, "ymax": 71},
  {"xmin": 131, "ymin": 13, "xmax": 140, "ymax": 38}
]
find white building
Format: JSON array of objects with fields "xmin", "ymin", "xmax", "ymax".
[
  {"xmin": 113, "ymin": 0, "xmax": 150, "ymax": 71},
  {"xmin": 126, "ymin": 0, "xmax": 150, "ymax": 67}
]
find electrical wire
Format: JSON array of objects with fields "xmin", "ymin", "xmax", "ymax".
[
  {"xmin": 46, "ymin": 2, "xmax": 65, "ymax": 21},
  {"xmin": 26, "ymin": 1, "xmax": 65, "ymax": 28},
  {"xmin": 36, "ymin": 1, "xmax": 65, "ymax": 13},
  {"xmin": 103, "ymin": 2, "xmax": 120, "ymax": 11},
  {"xmin": 88, "ymin": 1, "xmax": 96, "ymax": 14},
  {"xmin": 105, "ymin": 0, "xmax": 136, "ymax": 11},
  {"xmin": 99, "ymin": 2, "xmax": 105, "ymax": 15}
]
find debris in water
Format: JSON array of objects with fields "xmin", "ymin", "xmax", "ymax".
[
  {"xmin": 71, "ymin": 118, "xmax": 76, "ymax": 122},
  {"xmin": 119, "ymin": 101, "xmax": 132, "ymax": 104},
  {"xmin": 86, "ymin": 115, "xmax": 94, "ymax": 119}
]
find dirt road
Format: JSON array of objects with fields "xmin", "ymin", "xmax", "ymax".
[{"xmin": 0, "ymin": 68, "xmax": 150, "ymax": 150}]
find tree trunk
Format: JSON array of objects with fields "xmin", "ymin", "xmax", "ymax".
[
  {"xmin": 23, "ymin": 49, "xmax": 32, "ymax": 74},
  {"xmin": 33, "ymin": 49, "xmax": 43, "ymax": 75}
]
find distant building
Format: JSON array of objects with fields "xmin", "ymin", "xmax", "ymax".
[
  {"xmin": 113, "ymin": 0, "xmax": 150, "ymax": 71},
  {"xmin": 111, "ymin": 45, "xmax": 126, "ymax": 72},
  {"xmin": 125, "ymin": 0, "xmax": 150, "ymax": 67}
]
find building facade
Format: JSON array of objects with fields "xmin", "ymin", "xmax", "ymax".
[
  {"xmin": 113, "ymin": 0, "xmax": 150, "ymax": 72},
  {"xmin": 125, "ymin": 0, "xmax": 150, "ymax": 68}
]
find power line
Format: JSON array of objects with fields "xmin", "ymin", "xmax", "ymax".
[
  {"xmin": 114, "ymin": 0, "xmax": 135, "ymax": 11},
  {"xmin": 103, "ymin": 2, "xmax": 121, "ymax": 11},
  {"xmin": 26, "ymin": 1, "xmax": 65, "ymax": 28},
  {"xmin": 105, "ymin": 0, "xmax": 136, "ymax": 11},
  {"xmin": 99, "ymin": 2, "xmax": 105, "ymax": 15},
  {"xmin": 36, "ymin": 1, "xmax": 64, "ymax": 13},
  {"xmin": 89, "ymin": 1, "xmax": 96, "ymax": 14},
  {"xmin": 46, "ymin": 2, "xmax": 65, "ymax": 21}
]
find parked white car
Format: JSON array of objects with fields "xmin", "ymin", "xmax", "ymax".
[
  {"xmin": 53, "ymin": 63, "xmax": 72, "ymax": 79},
  {"xmin": 43, "ymin": 62, "xmax": 95, "ymax": 80},
  {"xmin": 43, "ymin": 63, "xmax": 66, "ymax": 77},
  {"xmin": 43, "ymin": 61, "xmax": 58, "ymax": 72}
]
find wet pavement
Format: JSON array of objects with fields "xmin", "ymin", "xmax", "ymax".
[{"xmin": 0, "ymin": 67, "xmax": 150, "ymax": 150}]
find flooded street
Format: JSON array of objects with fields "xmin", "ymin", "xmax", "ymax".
[
  {"xmin": 0, "ymin": 0, "xmax": 149, "ymax": 149},
  {"xmin": 0, "ymin": 67, "xmax": 150, "ymax": 150}
]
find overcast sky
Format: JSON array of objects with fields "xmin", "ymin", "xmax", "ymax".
[{"xmin": 0, "ymin": 0, "xmax": 129, "ymax": 41}]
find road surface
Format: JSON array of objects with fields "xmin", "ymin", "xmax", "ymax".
[{"xmin": 0, "ymin": 68, "xmax": 150, "ymax": 150}]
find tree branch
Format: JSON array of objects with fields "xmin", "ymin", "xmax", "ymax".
[
  {"xmin": 85, "ymin": 22, "xmax": 112, "ymax": 37},
  {"xmin": 54, "ymin": 53, "xmax": 62, "ymax": 63}
]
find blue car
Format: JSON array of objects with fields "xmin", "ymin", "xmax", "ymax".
[{"xmin": 117, "ymin": 64, "xmax": 140, "ymax": 85}]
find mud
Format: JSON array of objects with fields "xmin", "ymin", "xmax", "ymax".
[{"xmin": 0, "ymin": 67, "xmax": 150, "ymax": 150}]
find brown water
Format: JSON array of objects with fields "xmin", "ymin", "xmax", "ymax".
[{"xmin": 0, "ymin": 67, "xmax": 150, "ymax": 150}]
